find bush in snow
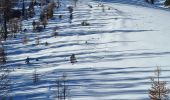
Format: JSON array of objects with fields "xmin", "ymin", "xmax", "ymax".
[
  {"xmin": 22, "ymin": 35, "xmax": 28, "ymax": 44},
  {"xmin": 52, "ymin": 32, "xmax": 59, "ymax": 38},
  {"xmin": 88, "ymin": 4, "xmax": 93, "ymax": 8},
  {"xmin": 35, "ymin": 37, "xmax": 40, "ymax": 45},
  {"xmin": 58, "ymin": 15, "xmax": 63, "ymax": 19},
  {"xmin": 45, "ymin": 41, "xmax": 49, "ymax": 46},
  {"xmin": 81, "ymin": 20, "xmax": 90, "ymax": 26},
  {"xmin": 52, "ymin": 26, "xmax": 59, "ymax": 37},
  {"xmin": 149, "ymin": 66, "xmax": 169, "ymax": 100}
]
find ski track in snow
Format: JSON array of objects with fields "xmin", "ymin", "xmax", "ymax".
[{"xmin": 2, "ymin": 0, "xmax": 170, "ymax": 99}]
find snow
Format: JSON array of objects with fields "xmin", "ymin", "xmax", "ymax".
[{"xmin": 2, "ymin": 0, "xmax": 170, "ymax": 99}]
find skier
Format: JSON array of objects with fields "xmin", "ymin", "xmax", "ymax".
[
  {"xmin": 70, "ymin": 54, "xmax": 77, "ymax": 64},
  {"xmin": 25, "ymin": 57, "xmax": 30, "ymax": 64},
  {"xmin": 32, "ymin": 20, "xmax": 36, "ymax": 31},
  {"xmin": 70, "ymin": 13, "xmax": 73, "ymax": 20}
]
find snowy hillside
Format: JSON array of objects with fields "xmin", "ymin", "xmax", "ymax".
[
  {"xmin": 1, "ymin": 0, "xmax": 170, "ymax": 99},
  {"xmin": 95, "ymin": 0, "xmax": 167, "ymax": 8}
]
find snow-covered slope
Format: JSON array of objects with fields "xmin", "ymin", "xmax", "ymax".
[
  {"xmin": 95, "ymin": 0, "xmax": 167, "ymax": 8},
  {"xmin": 3, "ymin": 0, "xmax": 170, "ymax": 99}
]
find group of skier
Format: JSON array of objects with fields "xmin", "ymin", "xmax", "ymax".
[{"xmin": 25, "ymin": 54, "xmax": 77, "ymax": 64}]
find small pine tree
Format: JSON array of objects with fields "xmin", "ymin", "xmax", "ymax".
[
  {"xmin": 45, "ymin": 42, "xmax": 49, "ymax": 46},
  {"xmin": 149, "ymin": 66, "xmax": 169, "ymax": 100},
  {"xmin": 164, "ymin": 0, "xmax": 170, "ymax": 6}
]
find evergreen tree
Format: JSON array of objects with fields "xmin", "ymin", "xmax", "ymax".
[{"xmin": 164, "ymin": 0, "xmax": 170, "ymax": 6}]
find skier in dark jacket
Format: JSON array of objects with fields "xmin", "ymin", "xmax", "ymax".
[
  {"xmin": 32, "ymin": 20, "xmax": 36, "ymax": 31},
  {"xmin": 70, "ymin": 54, "xmax": 77, "ymax": 64},
  {"xmin": 25, "ymin": 57, "xmax": 30, "ymax": 64}
]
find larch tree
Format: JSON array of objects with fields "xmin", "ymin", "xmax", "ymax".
[{"xmin": 149, "ymin": 66, "xmax": 170, "ymax": 100}]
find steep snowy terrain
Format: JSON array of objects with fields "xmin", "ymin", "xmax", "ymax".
[{"xmin": 2, "ymin": 0, "xmax": 170, "ymax": 99}]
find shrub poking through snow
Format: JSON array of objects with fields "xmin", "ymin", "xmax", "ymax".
[
  {"xmin": 45, "ymin": 42, "xmax": 49, "ymax": 46},
  {"xmin": 32, "ymin": 20, "xmax": 44, "ymax": 32},
  {"xmin": 35, "ymin": 37, "xmax": 40, "ymax": 45},
  {"xmin": 59, "ymin": 15, "xmax": 63, "ymax": 19},
  {"xmin": 149, "ymin": 66, "xmax": 169, "ymax": 100},
  {"xmin": 81, "ymin": 20, "xmax": 90, "ymax": 26},
  {"xmin": 88, "ymin": 4, "xmax": 93, "ymax": 8},
  {"xmin": 52, "ymin": 26, "xmax": 59, "ymax": 37},
  {"xmin": 101, "ymin": 4, "xmax": 105, "ymax": 12},
  {"xmin": 22, "ymin": 35, "xmax": 28, "ymax": 44},
  {"xmin": 52, "ymin": 32, "xmax": 59, "ymax": 37}
]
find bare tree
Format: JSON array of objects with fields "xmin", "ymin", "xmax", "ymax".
[
  {"xmin": 0, "ymin": 66, "xmax": 11, "ymax": 99},
  {"xmin": 0, "ymin": 44, "xmax": 6, "ymax": 64},
  {"xmin": 55, "ymin": 73, "xmax": 71, "ymax": 100},
  {"xmin": 0, "ymin": 0, "xmax": 13, "ymax": 40},
  {"xmin": 32, "ymin": 68, "xmax": 39, "ymax": 84},
  {"xmin": 149, "ymin": 66, "xmax": 170, "ymax": 100}
]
